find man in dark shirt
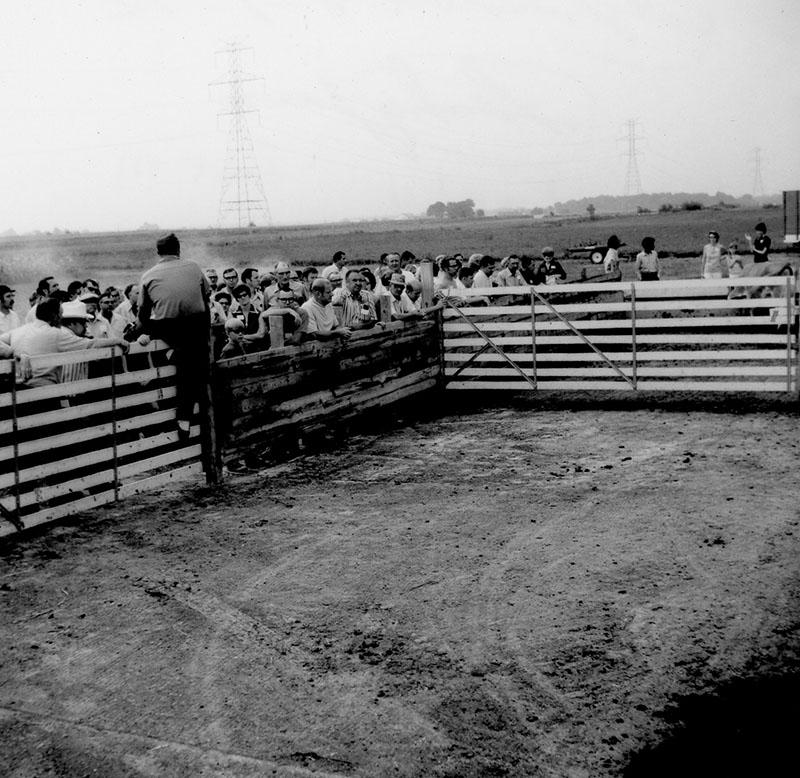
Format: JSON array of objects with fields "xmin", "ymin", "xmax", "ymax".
[{"xmin": 138, "ymin": 233, "xmax": 210, "ymax": 438}]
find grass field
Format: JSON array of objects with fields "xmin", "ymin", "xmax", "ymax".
[{"xmin": 0, "ymin": 206, "xmax": 791, "ymax": 309}]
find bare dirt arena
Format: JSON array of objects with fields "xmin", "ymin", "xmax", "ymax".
[{"xmin": 2, "ymin": 394, "xmax": 799, "ymax": 777}]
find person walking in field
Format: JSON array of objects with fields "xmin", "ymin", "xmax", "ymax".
[
  {"xmin": 700, "ymin": 231, "xmax": 726, "ymax": 279},
  {"xmin": 137, "ymin": 233, "xmax": 210, "ymax": 439},
  {"xmin": 635, "ymin": 237, "xmax": 660, "ymax": 281}
]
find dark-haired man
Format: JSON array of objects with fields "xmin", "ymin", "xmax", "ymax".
[
  {"xmin": 138, "ymin": 233, "xmax": 210, "ymax": 438},
  {"xmin": 321, "ymin": 251, "xmax": 348, "ymax": 285},
  {"xmin": 25, "ymin": 276, "xmax": 60, "ymax": 323},
  {"xmin": 332, "ymin": 270, "xmax": 377, "ymax": 329},
  {"xmin": 0, "ymin": 285, "xmax": 20, "ymax": 335}
]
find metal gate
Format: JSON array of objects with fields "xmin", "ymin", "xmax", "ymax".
[{"xmin": 442, "ymin": 277, "xmax": 798, "ymax": 393}]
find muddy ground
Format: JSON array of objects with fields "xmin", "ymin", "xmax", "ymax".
[{"xmin": 1, "ymin": 394, "xmax": 799, "ymax": 777}]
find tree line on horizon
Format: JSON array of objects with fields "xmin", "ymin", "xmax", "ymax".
[{"xmin": 425, "ymin": 191, "xmax": 780, "ymax": 221}]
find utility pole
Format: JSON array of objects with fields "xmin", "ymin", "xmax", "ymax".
[
  {"xmin": 752, "ymin": 147, "xmax": 765, "ymax": 200},
  {"xmin": 212, "ymin": 44, "xmax": 271, "ymax": 230},
  {"xmin": 623, "ymin": 119, "xmax": 643, "ymax": 197}
]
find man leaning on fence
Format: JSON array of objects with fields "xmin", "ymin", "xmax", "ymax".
[
  {"xmin": 0, "ymin": 297, "xmax": 127, "ymax": 388},
  {"xmin": 137, "ymin": 233, "xmax": 210, "ymax": 439}
]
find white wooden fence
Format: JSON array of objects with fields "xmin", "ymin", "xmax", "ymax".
[
  {"xmin": 442, "ymin": 277, "xmax": 798, "ymax": 393},
  {"xmin": 0, "ymin": 341, "xmax": 204, "ymax": 538}
]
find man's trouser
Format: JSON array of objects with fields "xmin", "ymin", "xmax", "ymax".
[{"xmin": 148, "ymin": 313, "xmax": 209, "ymax": 423}]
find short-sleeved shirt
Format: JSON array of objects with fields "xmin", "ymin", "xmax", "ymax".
[
  {"xmin": 387, "ymin": 292, "xmax": 416, "ymax": 317},
  {"xmin": 301, "ymin": 298, "xmax": 339, "ymax": 335},
  {"xmin": 0, "ymin": 319, "xmax": 94, "ymax": 386},
  {"xmin": 332, "ymin": 288, "xmax": 376, "ymax": 326},
  {"xmin": 753, "ymin": 235, "xmax": 771, "ymax": 263},
  {"xmin": 473, "ymin": 269, "xmax": 493, "ymax": 289},
  {"xmin": 496, "ymin": 268, "xmax": 525, "ymax": 287},
  {"xmin": 139, "ymin": 255, "xmax": 209, "ymax": 322}
]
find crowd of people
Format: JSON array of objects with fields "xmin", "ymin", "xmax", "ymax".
[{"xmin": 0, "ymin": 221, "xmax": 777, "ymax": 390}]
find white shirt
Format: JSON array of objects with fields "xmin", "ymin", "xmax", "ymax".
[
  {"xmin": 0, "ymin": 308, "xmax": 21, "ymax": 335},
  {"xmin": 301, "ymin": 298, "xmax": 339, "ymax": 334},
  {"xmin": 473, "ymin": 269, "xmax": 493, "ymax": 289}
]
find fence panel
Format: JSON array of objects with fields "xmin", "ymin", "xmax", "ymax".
[
  {"xmin": 442, "ymin": 277, "xmax": 798, "ymax": 393},
  {"xmin": 0, "ymin": 340, "xmax": 204, "ymax": 537}
]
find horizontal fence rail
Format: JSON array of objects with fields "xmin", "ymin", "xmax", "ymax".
[
  {"xmin": 214, "ymin": 319, "xmax": 441, "ymax": 465},
  {"xmin": 441, "ymin": 277, "xmax": 798, "ymax": 393},
  {"xmin": 0, "ymin": 340, "xmax": 204, "ymax": 537}
]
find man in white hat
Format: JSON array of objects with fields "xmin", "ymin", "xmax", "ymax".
[
  {"xmin": 386, "ymin": 273, "xmax": 423, "ymax": 322},
  {"xmin": 0, "ymin": 297, "xmax": 127, "ymax": 387}
]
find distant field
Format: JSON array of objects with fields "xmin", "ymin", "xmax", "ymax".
[{"xmin": 0, "ymin": 206, "xmax": 791, "ymax": 305}]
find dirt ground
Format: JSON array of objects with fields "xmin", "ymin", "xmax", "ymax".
[{"xmin": 1, "ymin": 394, "xmax": 799, "ymax": 777}]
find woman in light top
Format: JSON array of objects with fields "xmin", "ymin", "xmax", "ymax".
[
  {"xmin": 700, "ymin": 231, "xmax": 725, "ymax": 279},
  {"xmin": 635, "ymin": 237, "xmax": 660, "ymax": 281}
]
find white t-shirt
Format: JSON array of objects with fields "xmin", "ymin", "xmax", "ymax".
[
  {"xmin": 0, "ymin": 309, "xmax": 21, "ymax": 335},
  {"xmin": 301, "ymin": 298, "xmax": 339, "ymax": 334}
]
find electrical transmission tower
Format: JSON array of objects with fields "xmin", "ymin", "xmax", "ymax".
[
  {"xmin": 752, "ymin": 147, "xmax": 765, "ymax": 200},
  {"xmin": 212, "ymin": 44, "xmax": 271, "ymax": 229},
  {"xmin": 623, "ymin": 119, "xmax": 643, "ymax": 197}
]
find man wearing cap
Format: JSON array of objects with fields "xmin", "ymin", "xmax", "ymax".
[
  {"xmin": 138, "ymin": 233, "xmax": 210, "ymax": 437},
  {"xmin": 0, "ymin": 285, "xmax": 20, "ymax": 335},
  {"xmin": 0, "ymin": 297, "xmax": 127, "ymax": 387},
  {"xmin": 332, "ymin": 270, "xmax": 377, "ymax": 330},
  {"xmin": 300, "ymin": 279, "xmax": 352, "ymax": 342},
  {"xmin": 264, "ymin": 262, "xmax": 308, "ymax": 308},
  {"xmin": 536, "ymin": 247, "xmax": 567, "ymax": 285},
  {"xmin": 386, "ymin": 273, "xmax": 423, "ymax": 322}
]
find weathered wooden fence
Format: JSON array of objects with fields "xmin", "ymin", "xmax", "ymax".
[
  {"xmin": 0, "ymin": 341, "xmax": 205, "ymax": 538},
  {"xmin": 213, "ymin": 319, "xmax": 442, "ymax": 466},
  {"xmin": 442, "ymin": 276, "xmax": 798, "ymax": 392},
  {"xmin": 3, "ymin": 271, "xmax": 796, "ymax": 537}
]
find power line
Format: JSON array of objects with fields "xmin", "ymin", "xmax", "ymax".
[{"xmin": 211, "ymin": 43, "xmax": 271, "ymax": 229}]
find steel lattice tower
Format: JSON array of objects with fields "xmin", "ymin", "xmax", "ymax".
[
  {"xmin": 213, "ymin": 44, "xmax": 271, "ymax": 229},
  {"xmin": 623, "ymin": 119, "xmax": 643, "ymax": 197}
]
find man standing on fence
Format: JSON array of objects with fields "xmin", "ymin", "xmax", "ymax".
[{"xmin": 137, "ymin": 233, "xmax": 210, "ymax": 439}]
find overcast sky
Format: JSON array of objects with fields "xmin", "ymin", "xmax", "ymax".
[{"xmin": 2, "ymin": 0, "xmax": 798, "ymax": 232}]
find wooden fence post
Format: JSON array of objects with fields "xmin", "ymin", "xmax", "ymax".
[
  {"xmin": 269, "ymin": 316, "xmax": 284, "ymax": 349},
  {"xmin": 203, "ymin": 329, "xmax": 223, "ymax": 484},
  {"xmin": 419, "ymin": 260, "xmax": 435, "ymax": 308}
]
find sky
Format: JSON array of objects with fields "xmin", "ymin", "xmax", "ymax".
[{"xmin": 1, "ymin": 0, "xmax": 798, "ymax": 232}]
